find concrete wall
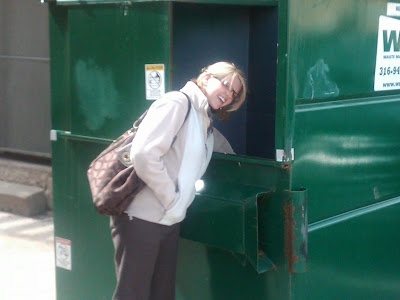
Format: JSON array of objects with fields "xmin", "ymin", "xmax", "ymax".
[{"xmin": 0, "ymin": 0, "xmax": 51, "ymax": 157}]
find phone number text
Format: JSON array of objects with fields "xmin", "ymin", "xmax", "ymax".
[{"xmin": 379, "ymin": 66, "xmax": 400, "ymax": 76}]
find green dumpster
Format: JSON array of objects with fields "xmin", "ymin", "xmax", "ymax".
[{"xmin": 47, "ymin": 0, "xmax": 400, "ymax": 299}]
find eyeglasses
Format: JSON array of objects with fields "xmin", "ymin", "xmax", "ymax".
[{"xmin": 214, "ymin": 77, "xmax": 240, "ymax": 102}]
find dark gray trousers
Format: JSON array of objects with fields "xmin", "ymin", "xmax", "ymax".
[{"xmin": 110, "ymin": 214, "xmax": 180, "ymax": 300}]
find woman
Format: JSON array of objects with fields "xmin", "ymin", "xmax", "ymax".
[{"xmin": 110, "ymin": 62, "xmax": 247, "ymax": 300}]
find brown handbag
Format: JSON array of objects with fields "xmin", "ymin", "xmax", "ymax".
[{"xmin": 87, "ymin": 93, "xmax": 191, "ymax": 216}]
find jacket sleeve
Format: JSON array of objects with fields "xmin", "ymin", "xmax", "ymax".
[
  {"xmin": 130, "ymin": 97, "xmax": 188, "ymax": 210},
  {"xmin": 213, "ymin": 127, "xmax": 235, "ymax": 154}
]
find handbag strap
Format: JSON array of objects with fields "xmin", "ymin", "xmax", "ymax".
[
  {"xmin": 180, "ymin": 91, "xmax": 192, "ymax": 124},
  {"xmin": 133, "ymin": 91, "xmax": 191, "ymax": 130}
]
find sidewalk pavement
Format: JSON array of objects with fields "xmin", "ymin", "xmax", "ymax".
[{"xmin": 0, "ymin": 211, "xmax": 55, "ymax": 300}]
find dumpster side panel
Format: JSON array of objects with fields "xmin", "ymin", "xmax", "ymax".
[
  {"xmin": 292, "ymin": 98, "xmax": 400, "ymax": 298},
  {"xmin": 50, "ymin": 2, "xmax": 172, "ymax": 138},
  {"xmin": 50, "ymin": 2, "xmax": 173, "ymax": 299},
  {"xmin": 49, "ymin": 4, "xmax": 70, "ymax": 132},
  {"xmin": 292, "ymin": 196, "xmax": 400, "ymax": 299},
  {"xmin": 293, "ymin": 98, "xmax": 400, "ymax": 222},
  {"xmin": 290, "ymin": 0, "xmax": 400, "ymax": 298},
  {"xmin": 288, "ymin": 0, "xmax": 387, "ymax": 103},
  {"xmin": 52, "ymin": 138, "xmax": 116, "ymax": 299}
]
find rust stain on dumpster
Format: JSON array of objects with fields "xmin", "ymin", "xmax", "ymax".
[{"xmin": 283, "ymin": 203, "xmax": 299, "ymax": 273}]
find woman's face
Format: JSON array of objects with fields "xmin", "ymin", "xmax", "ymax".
[{"xmin": 202, "ymin": 74, "xmax": 242, "ymax": 110}]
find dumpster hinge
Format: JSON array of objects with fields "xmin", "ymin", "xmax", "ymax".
[{"xmin": 276, "ymin": 148, "xmax": 294, "ymax": 162}]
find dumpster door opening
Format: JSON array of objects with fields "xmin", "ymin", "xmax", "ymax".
[{"xmin": 172, "ymin": 3, "xmax": 278, "ymax": 159}]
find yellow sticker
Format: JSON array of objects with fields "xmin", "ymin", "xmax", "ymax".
[
  {"xmin": 145, "ymin": 64, "xmax": 165, "ymax": 100},
  {"xmin": 145, "ymin": 65, "xmax": 164, "ymax": 71}
]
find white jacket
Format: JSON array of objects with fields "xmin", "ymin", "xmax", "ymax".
[{"xmin": 126, "ymin": 81, "xmax": 233, "ymax": 225}]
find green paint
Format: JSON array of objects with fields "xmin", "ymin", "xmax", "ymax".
[
  {"xmin": 49, "ymin": 0, "xmax": 400, "ymax": 299},
  {"xmin": 75, "ymin": 59, "xmax": 120, "ymax": 130}
]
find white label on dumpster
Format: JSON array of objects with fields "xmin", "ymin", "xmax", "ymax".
[
  {"xmin": 55, "ymin": 237, "xmax": 72, "ymax": 270},
  {"xmin": 145, "ymin": 64, "xmax": 165, "ymax": 100},
  {"xmin": 374, "ymin": 16, "xmax": 400, "ymax": 91},
  {"xmin": 387, "ymin": 3, "xmax": 400, "ymax": 17}
]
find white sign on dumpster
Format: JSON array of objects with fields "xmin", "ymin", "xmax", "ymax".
[
  {"xmin": 374, "ymin": 16, "xmax": 400, "ymax": 91},
  {"xmin": 145, "ymin": 64, "xmax": 165, "ymax": 100},
  {"xmin": 55, "ymin": 237, "xmax": 72, "ymax": 270},
  {"xmin": 387, "ymin": 2, "xmax": 400, "ymax": 17}
]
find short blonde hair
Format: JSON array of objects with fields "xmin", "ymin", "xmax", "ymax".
[{"xmin": 196, "ymin": 62, "xmax": 247, "ymax": 114}]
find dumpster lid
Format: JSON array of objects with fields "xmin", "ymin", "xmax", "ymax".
[{"xmin": 43, "ymin": 0, "xmax": 277, "ymax": 6}]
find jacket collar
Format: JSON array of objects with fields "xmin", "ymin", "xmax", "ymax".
[
  {"xmin": 180, "ymin": 81, "xmax": 213, "ymax": 139},
  {"xmin": 180, "ymin": 81, "xmax": 209, "ymax": 116}
]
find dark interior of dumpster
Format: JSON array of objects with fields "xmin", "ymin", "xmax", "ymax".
[{"xmin": 171, "ymin": 3, "xmax": 278, "ymax": 159}]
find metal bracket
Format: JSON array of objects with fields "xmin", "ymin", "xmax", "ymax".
[
  {"xmin": 50, "ymin": 130, "xmax": 58, "ymax": 141},
  {"xmin": 276, "ymin": 148, "xmax": 294, "ymax": 162}
]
